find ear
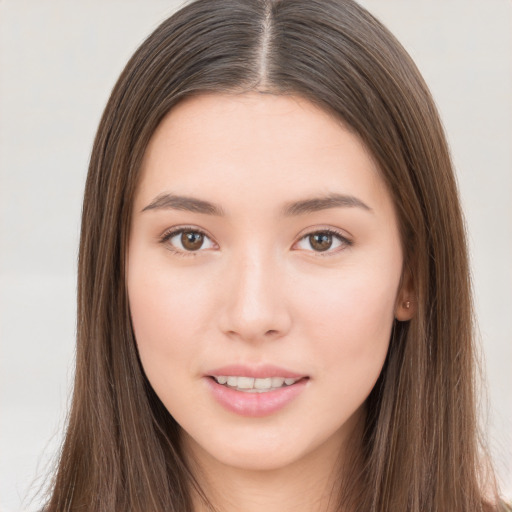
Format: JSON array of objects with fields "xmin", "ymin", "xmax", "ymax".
[{"xmin": 394, "ymin": 266, "xmax": 416, "ymax": 321}]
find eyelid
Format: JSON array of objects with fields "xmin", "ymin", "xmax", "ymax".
[
  {"xmin": 292, "ymin": 226, "xmax": 353, "ymax": 255},
  {"xmin": 159, "ymin": 225, "xmax": 218, "ymax": 255}
]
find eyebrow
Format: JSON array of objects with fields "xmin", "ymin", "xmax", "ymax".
[
  {"xmin": 142, "ymin": 193, "xmax": 225, "ymax": 215},
  {"xmin": 281, "ymin": 193, "xmax": 372, "ymax": 216},
  {"xmin": 141, "ymin": 192, "xmax": 372, "ymax": 216}
]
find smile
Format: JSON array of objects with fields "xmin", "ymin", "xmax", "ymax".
[
  {"xmin": 205, "ymin": 367, "xmax": 309, "ymax": 417},
  {"xmin": 212, "ymin": 375, "xmax": 301, "ymax": 393}
]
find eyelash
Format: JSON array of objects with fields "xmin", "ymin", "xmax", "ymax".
[
  {"xmin": 297, "ymin": 228, "xmax": 353, "ymax": 257},
  {"xmin": 159, "ymin": 226, "xmax": 352, "ymax": 257},
  {"xmin": 159, "ymin": 226, "xmax": 215, "ymax": 258}
]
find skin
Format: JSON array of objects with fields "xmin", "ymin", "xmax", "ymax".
[{"xmin": 127, "ymin": 93, "xmax": 414, "ymax": 512}]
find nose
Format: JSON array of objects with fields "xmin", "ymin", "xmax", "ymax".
[{"xmin": 218, "ymin": 250, "xmax": 292, "ymax": 343}]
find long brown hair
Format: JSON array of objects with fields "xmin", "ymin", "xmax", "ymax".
[{"xmin": 44, "ymin": 0, "xmax": 499, "ymax": 510}]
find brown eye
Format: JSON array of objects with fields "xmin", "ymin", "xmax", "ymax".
[
  {"xmin": 309, "ymin": 233, "xmax": 332, "ymax": 252},
  {"xmin": 295, "ymin": 229, "xmax": 349, "ymax": 254},
  {"xmin": 165, "ymin": 228, "xmax": 215, "ymax": 253},
  {"xmin": 181, "ymin": 231, "xmax": 204, "ymax": 251}
]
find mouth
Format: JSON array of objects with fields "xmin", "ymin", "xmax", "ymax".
[
  {"xmin": 209, "ymin": 375, "xmax": 307, "ymax": 393},
  {"xmin": 205, "ymin": 365, "xmax": 309, "ymax": 416}
]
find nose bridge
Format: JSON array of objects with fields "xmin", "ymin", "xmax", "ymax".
[{"xmin": 220, "ymin": 244, "xmax": 290, "ymax": 342}]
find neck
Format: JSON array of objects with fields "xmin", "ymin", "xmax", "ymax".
[
  {"xmin": 189, "ymin": 447, "xmax": 340, "ymax": 512},
  {"xmin": 183, "ymin": 416, "xmax": 363, "ymax": 512}
]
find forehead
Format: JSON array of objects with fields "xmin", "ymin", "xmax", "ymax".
[{"xmin": 135, "ymin": 92, "xmax": 388, "ymax": 215}]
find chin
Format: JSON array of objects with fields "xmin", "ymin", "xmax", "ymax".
[
  {"xmin": 183, "ymin": 427, "xmax": 290, "ymax": 468},
  {"xmin": 219, "ymin": 445, "xmax": 306, "ymax": 472},
  {"xmin": 180, "ymin": 419, "xmax": 351, "ymax": 475}
]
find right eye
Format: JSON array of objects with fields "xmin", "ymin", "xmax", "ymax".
[{"xmin": 161, "ymin": 228, "xmax": 216, "ymax": 254}]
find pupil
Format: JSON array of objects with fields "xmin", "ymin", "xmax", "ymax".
[
  {"xmin": 310, "ymin": 233, "xmax": 332, "ymax": 251},
  {"xmin": 181, "ymin": 231, "xmax": 203, "ymax": 250}
]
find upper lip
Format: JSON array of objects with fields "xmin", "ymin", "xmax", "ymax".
[{"xmin": 207, "ymin": 364, "xmax": 307, "ymax": 379}]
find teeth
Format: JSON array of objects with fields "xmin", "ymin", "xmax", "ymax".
[
  {"xmin": 271, "ymin": 377, "xmax": 285, "ymax": 387},
  {"xmin": 237, "ymin": 377, "xmax": 254, "ymax": 389},
  {"xmin": 213, "ymin": 375, "xmax": 300, "ymax": 392},
  {"xmin": 254, "ymin": 377, "xmax": 272, "ymax": 390}
]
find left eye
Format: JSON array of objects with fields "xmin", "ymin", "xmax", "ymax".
[
  {"xmin": 166, "ymin": 229, "xmax": 215, "ymax": 252},
  {"xmin": 295, "ymin": 231, "xmax": 349, "ymax": 253}
]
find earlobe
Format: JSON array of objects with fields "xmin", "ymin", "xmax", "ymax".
[
  {"xmin": 395, "ymin": 267, "xmax": 416, "ymax": 321},
  {"xmin": 395, "ymin": 297, "xmax": 416, "ymax": 321}
]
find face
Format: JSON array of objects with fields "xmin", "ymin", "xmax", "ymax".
[{"xmin": 127, "ymin": 93, "xmax": 413, "ymax": 473}]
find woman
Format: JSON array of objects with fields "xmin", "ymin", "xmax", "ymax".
[{"xmin": 43, "ymin": 0, "xmax": 506, "ymax": 510}]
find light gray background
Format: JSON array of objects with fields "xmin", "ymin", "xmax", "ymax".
[{"xmin": 1, "ymin": 1, "xmax": 511, "ymax": 510}]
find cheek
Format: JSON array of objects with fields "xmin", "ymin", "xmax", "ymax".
[
  {"xmin": 127, "ymin": 262, "xmax": 220, "ymax": 420},
  {"xmin": 126, "ymin": 252, "xmax": 215, "ymax": 379},
  {"xmin": 294, "ymin": 260, "xmax": 399, "ymax": 385},
  {"xmin": 291, "ymin": 275, "xmax": 396, "ymax": 432}
]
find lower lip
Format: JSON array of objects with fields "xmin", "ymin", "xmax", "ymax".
[{"xmin": 205, "ymin": 377, "xmax": 308, "ymax": 417}]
